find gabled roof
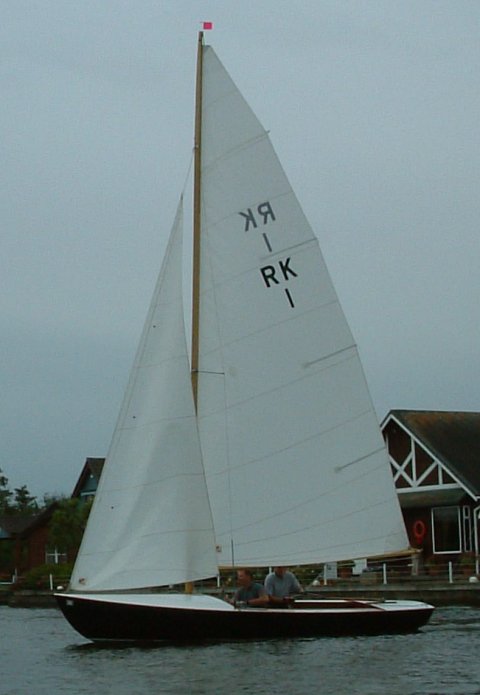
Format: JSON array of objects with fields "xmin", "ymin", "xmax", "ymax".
[
  {"xmin": 0, "ymin": 504, "xmax": 59, "ymax": 539},
  {"xmin": 71, "ymin": 457, "xmax": 105, "ymax": 498},
  {"xmin": 385, "ymin": 410, "xmax": 480, "ymax": 496},
  {"xmin": 0, "ymin": 515, "xmax": 35, "ymax": 537}
]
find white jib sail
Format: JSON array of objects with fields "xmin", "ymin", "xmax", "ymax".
[
  {"xmin": 197, "ymin": 46, "xmax": 408, "ymax": 568},
  {"xmin": 70, "ymin": 201, "xmax": 218, "ymax": 592}
]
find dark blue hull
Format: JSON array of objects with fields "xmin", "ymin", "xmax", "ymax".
[{"xmin": 55, "ymin": 593, "xmax": 434, "ymax": 643}]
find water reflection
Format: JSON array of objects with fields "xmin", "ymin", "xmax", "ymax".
[{"xmin": 2, "ymin": 606, "xmax": 480, "ymax": 695}]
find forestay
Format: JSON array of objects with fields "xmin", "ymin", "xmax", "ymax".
[
  {"xmin": 197, "ymin": 46, "xmax": 408, "ymax": 567},
  {"xmin": 70, "ymin": 202, "xmax": 218, "ymax": 592}
]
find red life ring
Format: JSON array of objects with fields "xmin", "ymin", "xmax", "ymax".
[{"xmin": 412, "ymin": 519, "xmax": 426, "ymax": 544}]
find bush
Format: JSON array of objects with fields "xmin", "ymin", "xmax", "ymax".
[{"xmin": 19, "ymin": 563, "xmax": 73, "ymax": 590}]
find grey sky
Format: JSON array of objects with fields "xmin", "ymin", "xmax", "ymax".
[{"xmin": 2, "ymin": 1, "xmax": 479, "ymax": 499}]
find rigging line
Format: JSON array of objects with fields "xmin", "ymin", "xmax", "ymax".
[
  {"xmin": 223, "ymin": 356, "xmax": 235, "ymax": 566},
  {"xmin": 180, "ymin": 148, "xmax": 194, "ymax": 198},
  {"xmin": 200, "ymin": 201, "xmax": 236, "ymax": 564}
]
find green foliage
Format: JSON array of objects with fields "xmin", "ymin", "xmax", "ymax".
[
  {"xmin": 12, "ymin": 485, "xmax": 38, "ymax": 515},
  {"xmin": 42, "ymin": 492, "xmax": 66, "ymax": 508},
  {"xmin": 48, "ymin": 498, "xmax": 92, "ymax": 560},
  {"xmin": 0, "ymin": 468, "xmax": 13, "ymax": 514},
  {"xmin": 20, "ymin": 563, "xmax": 73, "ymax": 590},
  {"xmin": 0, "ymin": 470, "xmax": 40, "ymax": 515}
]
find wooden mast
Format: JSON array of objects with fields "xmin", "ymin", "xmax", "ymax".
[
  {"xmin": 185, "ymin": 31, "xmax": 204, "ymax": 596},
  {"xmin": 191, "ymin": 31, "xmax": 204, "ymax": 409}
]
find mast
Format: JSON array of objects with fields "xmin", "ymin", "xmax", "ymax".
[
  {"xmin": 191, "ymin": 31, "xmax": 204, "ymax": 408},
  {"xmin": 185, "ymin": 31, "xmax": 204, "ymax": 596}
]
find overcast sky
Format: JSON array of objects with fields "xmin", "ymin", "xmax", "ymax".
[{"xmin": 2, "ymin": 1, "xmax": 479, "ymax": 499}]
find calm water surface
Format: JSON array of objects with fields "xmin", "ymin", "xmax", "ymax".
[{"xmin": 1, "ymin": 605, "xmax": 479, "ymax": 694}]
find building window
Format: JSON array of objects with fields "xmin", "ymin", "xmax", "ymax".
[
  {"xmin": 45, "ymin": 547, "xmax": 68, "ymax": 565},
  {"xmin": 431, "ymin": 506, "xmax": 461, "ymax": 553},
  {"xmin": 462, "ymin": 506, "xmax": 473, "ymax": 552}
]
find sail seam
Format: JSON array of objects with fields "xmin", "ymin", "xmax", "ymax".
[
  {"xmin": 259, "ymin": 237, "xmax": 318, "ymax": 261},
  {"xmin": 82, "ymin": 528, "xmax": 217, "ymax": 550},
  {"xmin": 133, "ymin": 354, "xmax": 192, "ymax": 369},
  {"xmin": 204, "ymin": 407, "xmax": 375, "ymax": 478},
  {"xmin": 235, "ymin": 516, "xmax": 404, "ymax": 557},
  {"xmin": 234, "ymin": 523, "xmax": 406, "ymax": 564},
  {"xmin": 202, "ymin": 132, "xmax": 269, "ymax": 172},
  {"xmin": 198, "ymin": 347, "xmax": 358, "ymax": 420},
  {"xmin": 202, "ymin": 188, "xmax": 292, "ymax": 231},
  {"xmin": 100, "ymin": 470, "xmax": 216, "ymax": 493},
  {"xmin": 116, "ymin": 414, "xmax": 201, "ymax": 430},
  {"xmin": 197, "ymin": 237, "xmax": 321, "ymax": 292},
  {"xmin": 198, "ymin": 299, "xmax": 346, "ymax": 358},
  {"xmin": 226, "ymin": 456, "xmax": 392, "ymax": 538}
]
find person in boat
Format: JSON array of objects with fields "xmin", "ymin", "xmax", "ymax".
[
  {"xmin": 231, "ymin": 569, "xmax": 269, "ymax": 607},
  {"xmin": 264, "ymin": 567, "xmax": 302, "ymax": 604}
]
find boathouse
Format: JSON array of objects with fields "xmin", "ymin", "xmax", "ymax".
[{"xmin": 382, "ymin": 410, "xmax": 480, "ymax": 566}]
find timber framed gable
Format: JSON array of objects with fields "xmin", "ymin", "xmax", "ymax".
[
  {"xmin": 381, "ymin": 409, "xmax": 480, "ymax": 558},
  {"xmin": 384, "ymin": 413, "xmax": 469, "ymax": 501}
]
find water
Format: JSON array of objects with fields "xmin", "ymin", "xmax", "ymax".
[{"xmin": 1, "ymin": 606, "xmax": 480, "ymax": 695}]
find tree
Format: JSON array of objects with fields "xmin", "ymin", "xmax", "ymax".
[
  {"xmin": 48, "ymin": 498, "xmax": 92, "ymax": 561},
  {"xmin": 0, "ymin": 468, "xmax": 12, "ymax": 514},
  {"xmin": 42, "ymin": 492, "xmax": 66, "ymax": 509},
  {"xmin": 13, "ymin": 485, "xmax": 38, "ymax": 515}
]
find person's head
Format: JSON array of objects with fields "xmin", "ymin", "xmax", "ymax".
[
  {"xmin": 237, "ymin": 568, "xmax": 254, "ymax": 587},
  {"xmin": 274, "ymin": 567, "xmax": 287, "ymax": 578}
]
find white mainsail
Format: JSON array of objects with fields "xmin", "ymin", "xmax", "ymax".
[
  {"xmin": 71, "ymin": 42, "xmax": 408, "ymax": 594},
  {"xmin": 197, "ymin": 46, "xmax": 408, "ymax": 567},
  {"xmin": 70, "ymin": 202, "xmax": 218, "ymax": 591}
]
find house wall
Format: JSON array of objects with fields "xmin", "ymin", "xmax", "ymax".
[
  {"xmin": 384, "ymin": 415, "xmax": 479, "ymax": 560},
  {"xmin": 402, "ymin": 501, "xmax": 478, "ymax": 562},
  {"xmin": 403, "ymin": 508, "xmax": 432, "ymax": 557},
  {"xmin": 21, "ymin": 525, "xmax": 49, "ymax": 572},
  {"xmin": 29, "ymin": 526, "xmax": 48, "ymax": 568}
]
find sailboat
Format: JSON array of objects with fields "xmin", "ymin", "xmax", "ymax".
[{"xmin": 56, "ymin": 34, "xmax": 433, "ymax": 642}]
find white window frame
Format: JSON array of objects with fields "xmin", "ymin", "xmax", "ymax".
[
  {"xmin": 45, "ymin": 547, "xmax": 68, "ymax": 565},
  {"xmin": 431, "ymin": 506, "xmax": 462, "ymax": 554},
  {"xmin": 462, "ymin": 506, "xmax": 473, "ymax": 552}
]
